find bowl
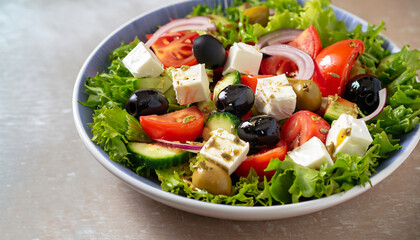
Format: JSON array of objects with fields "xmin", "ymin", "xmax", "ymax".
[{"xmin": 72, "ymin": 0, "xmax": 420, "ymax": 220}]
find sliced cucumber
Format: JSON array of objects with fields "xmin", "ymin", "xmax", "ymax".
[
  {"xmin": 127, "ymin": 142, "xmax": 190, "ymax": 170},
  {"xmin": 213, "ymin": 71, "xmax": 241, "ymax": 100},
  {"xmin": 324, "ymin": 95, "xmax": 359, "ymax": 123},
  {"xmin": 202, "ymin": 112, "xmax": 241, "ymax": 140}
]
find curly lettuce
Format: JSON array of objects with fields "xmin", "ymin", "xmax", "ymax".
[{"xmin": 90, "ymin": 105, "xmax": 151, "ymax": 166}]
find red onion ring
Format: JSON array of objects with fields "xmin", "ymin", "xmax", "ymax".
[
  {"xmin": 260, "ymin": 44, "xmax": 315, "ymax": 80},
  {"xmin": 256, "ymin": 29, "xmax": 303, "ymax": 49},
  {"xmin": 145, "ymin": 17, "xmax": 216, "ymax": 48},
  {"xmin": 359, "ymin": 88, "xmax": 387, "ymax": 121},
  {"xmin": 154, "ymin": 139, "xmax": 204, "ymax": 153}
]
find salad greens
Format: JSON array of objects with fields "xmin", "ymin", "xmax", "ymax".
[
  {"xmin": 81, "ymin": 0, "xmax": 419, "ymax": 206},
  {"xmin": 90, "ymin": 104, "xmax": 151, "ymax": 167}
]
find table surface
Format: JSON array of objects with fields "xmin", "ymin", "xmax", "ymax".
[{"xmin": 1, "ymin": 0, "xmax": 419, "ymax": 239}]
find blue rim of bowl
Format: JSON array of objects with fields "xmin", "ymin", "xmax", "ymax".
[{"xmin": 72, "ymin": 0, "xmax": 420, "ymax": 220}]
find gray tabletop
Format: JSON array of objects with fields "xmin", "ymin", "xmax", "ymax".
[{"xmin": 1, "ymin": 0, "xmax": 419, "ymax": 239}]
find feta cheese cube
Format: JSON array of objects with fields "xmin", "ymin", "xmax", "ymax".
[
  {"xmin": 288, "ymin": 137, "xmax": 334, "ymax": 169},
  {"xmin": 254, "ymin": 75, "xmax": 297, "ymax": 120},
  {"xmin": 222, "ymin": 42, "xmax": 263, "ymax": 76},
  {"xmin": 200, "ymin": 129, "xmax": 250, "ymax": 175},
  {"xmin": 171, "ymin": 64, "xmax": 210, "ymax": 105},
  {"xmin": 326, "ymin": 114, "xmax": 373, "ymax": 157},
  {"xmin": 122, "ymin": 41, "xmax": 164, "ymax": 78}
]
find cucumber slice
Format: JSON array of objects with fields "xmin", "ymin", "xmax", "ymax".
[
  {"xmin": 324, "ymin": 95, "xmax": 359, "ymax": 123},
  {"xmin": 127, "ymin": 142, "xmax": 190, "ymax": 170},
  {"xmin": 202, "ymin": 112, "xmax": 241, "ymax": 140},
  {"xmin": 213, "ymin": 71, "xmax": 241, "ymax": 100}
]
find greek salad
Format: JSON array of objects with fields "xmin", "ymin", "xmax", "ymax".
[{"xmin": 81, "ymin": 0, "xmax": 420, "ymax": 206}]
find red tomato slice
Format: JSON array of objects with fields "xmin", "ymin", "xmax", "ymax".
[
  {"xmin": 260, "ymin": 56, "xmax": 298, "ymax": 77},
  {"xmin": 280, "ymin": 111, "xmax": 330, "ymax": 150},
  {"xmin": 240, "ymin": 75, "xmax": 274, "ymax": 92},
  {"xmin": 313, "ymin": 39, "xmax": 365, "ymax": 97},
  {"xmin": 139, "ymin": 106, "xmax": 204, "ymax": 142},
  {"xmin": 235, "ymin": 140, "xmax": 287, "ymax": 181},
  {"xmin": 150, "ymin": 31, "xmax": 199, "ymax": 68},
  {"xmin": 288, "ymin": 25, "xmax": 322, "ymax": 59}
]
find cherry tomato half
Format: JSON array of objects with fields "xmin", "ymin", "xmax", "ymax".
[
  {"xmin": 149, "ymin": 30, "xmax": 199, "ymax": 68},
  {"xmin": 260, "ymin": 56, "xmax": 298, "ymax": 77},
  {"xmin": 235, "ymin": 140, "xmax": 287, "ymax": 181},
  {"xmin": 288, "ymin": 25, "xmax": 322, "ymax": 59},
  {"xmin": 139, "ymin": 106, "xmax": 204, "ymax": 142},
  {"xmin": 312, "ymin": 39, "xmax": 365, "ymax": 97},
  {"xmin": 280, "ymin": 110, "xmax": 330, "ymax": 150}
]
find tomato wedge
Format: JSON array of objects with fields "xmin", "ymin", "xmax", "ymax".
[
  {"xmin": 288, "ymin": 25, "xmax": 322, "ymax": 59},
  {"xmin": 260, "ymin": 56, "xmax": 298, "ymax": 77},
  {"xmin": 280, "ymin": 111, "xmax": 330, "ymax": 150},
  {"xmin": 312, "ymin": 39, "xmax": 365, "ymax": 97},
  {"xmin": 235, "ymin": 140, "xmax": 287, "ymax": 181},
  {"xmin": 139, "ymin": 106, "xmax": 204, "ymax": 142},
  {"xmin": 149, "ymin": 30, "xmax": 199, "ymax": 68}
]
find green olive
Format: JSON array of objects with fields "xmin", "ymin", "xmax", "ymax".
[
  {"xmin": 288, "ymin": 79, "xmax": 322, "ymax": 111},
  {"xmin": 192, "ymin": 160, "xmax": 232, "ymax": 196},
  {"xmin": 244, "ymin": 6, "xmax": 269, "ymax": 27}
]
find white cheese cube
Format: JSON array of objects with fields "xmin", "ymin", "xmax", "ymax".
[
  {"xmin": 222, "ymin": 42, "xmax": 263, "ymax": 76},
  {"xmin": 254, "ymin": 75, "xmax": 297, "ymax": 120},
  {"xmin": 122, "ymin": 41, "xmax": 164, "ymax": 78},
  {"xmin": 326, "ymin": 114, "xmax": 373, "ymax": 157},
  {"xmin": 200, "ymin": 129, "xmax": 250, "ymax": 175},
  {"xmin": 288, "ymin": 137, "xmax": 334, "ymax": 169},
  {"xmin": 171, "ymin": 64, "xmax": 210, "ymax": 105}
]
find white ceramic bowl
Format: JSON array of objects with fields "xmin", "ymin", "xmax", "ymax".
[{"xmin": 73, "ymin": 0, "xmax": 420, "ymax": 220}]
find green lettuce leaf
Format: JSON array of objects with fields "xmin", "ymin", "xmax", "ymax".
[
  {"xmin": 377, "ymin": 45, "xmax": 420, "ymax": 83},
  {"xmin": 81, "ymin": 73, "xmax": 139, "ymax": 109},
  {"xmin": 386, "ymin": 68, "xmax": 419, "ymax": 98},
  {"xmin": 376, "ymin": 45, "xmax": 420, "ymax": 111},
  {"xmin": 389, "ymin": 84, "xmax": 420, "ymax": 110},
  {"xmin": 368, "ymin": 105, "xmax": 420, "ymax": 136},
  {"xmin": 267, "ymin": 157, "xmax": 319, "ymax": 204},
  {"xmin": 371, "ymin": 131, "xmax": 401, "ymax": 157},
  {"xmin": 90, "ymin": 105, "xmax": 151, "ymax": 166}
]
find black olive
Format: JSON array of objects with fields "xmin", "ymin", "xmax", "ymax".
[
  {"xmin": 344, "ymin": 74, "xmax": 382, "ymax": 115},
  {"xmin": 126, "ymin": 89, "xmax": 168, "ymax": 119},
  {"xmin": 237, "ymin": 115, "xmax": 280, "ymax": 148},
  {"xmin": 193, "ymin": 34, "xmax": 226, "ymax": 69},
  {"xmin": 215, "ymin": 84, "xmax": 254, "ymax": 117}
]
